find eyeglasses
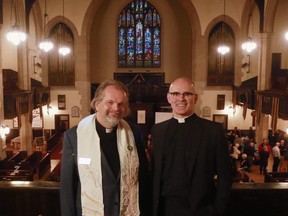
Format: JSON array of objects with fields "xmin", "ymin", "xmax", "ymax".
[{"xmin": 168, "ymin": 92, "xmax": 196, "ymax": 99}]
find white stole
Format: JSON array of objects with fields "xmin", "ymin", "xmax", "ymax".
[{"xmin": 77, "ymin": 114, "xmax": 140, "ymax": 216}]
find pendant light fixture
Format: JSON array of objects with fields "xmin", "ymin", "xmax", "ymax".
[
  {"xmin": 39, "ymin": 0, "xmax": 54, "ymax": 52},
  {"xmin": 242, "ymin": 0, "xmax": 257, "ymax": 53},
  {"xmin": 217, "ymin": 0, "xmax": 230, "ymax": 55},
  {"xmin": 58, "ymin": 0, "xmax": 71, "ymax": 56},
  {"xmin": 6, "ymin": 0, "xmax": 27, "ymax": 46}
]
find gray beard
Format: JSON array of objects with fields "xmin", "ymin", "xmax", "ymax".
[{"xmin": 104, "ymin": 116, "xmax": 120, "ymax": 127}]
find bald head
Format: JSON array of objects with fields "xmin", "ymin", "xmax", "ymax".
[
  {"xmin": 167, "ymin": 77, "xmax": 198, "ymax": 118},
  {"xmin": 169, "ymin": 77, "xmax": 196, "ymax": 94}
]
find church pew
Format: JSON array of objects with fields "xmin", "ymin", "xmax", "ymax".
[
  {"xmin": 47, "ymin": 130, "xmax": 63, "ymax": 152},
  {"xmin": 37, "ymin": 153, "xmax": 51, "ymax": 179},
  {"xmin": 0, "ymin": 160, "xmax": 18, "ymax": 170},
  {"xmin": 0, "ymin": 170, "xmax": 34, "ymax": 181},
  {"xmin": 7, "ymin": 151, "xmax": 27, "ymax": 163},
  {"xmin": 20, "ymin": 151, "xmax": 42, "ymax": 172},
  {"xmin": 45, "ymin": 161, "xmax": 61, "ymax": 181},
  {"xmin": 5, "ymin": 151, "xmax": 14, "ymax": 160}
]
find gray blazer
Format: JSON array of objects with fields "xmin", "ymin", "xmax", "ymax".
[{"xmin": 60, "ymin": 122, "xmax": 152, "ymax": 216}]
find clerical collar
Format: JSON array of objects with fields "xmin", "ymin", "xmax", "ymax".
[
  {"xmin": 95, "ymin": 119, "xmax": 116, "ymax": 134},
  {"xmin": 105, "ymin": 128, "xmax": 113, "ymax": 133},
  {"xmin": 173, "ymin": 113, "xmax": 194, "ymax": 123}
]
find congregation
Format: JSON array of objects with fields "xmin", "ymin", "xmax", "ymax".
[{"xmin": 228, "ymin": 127, "xmax": 288, "ymax": 183}]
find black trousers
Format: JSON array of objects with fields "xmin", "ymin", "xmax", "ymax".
[
  {"xmin": 273, "ymin": 157, "xmax": 280, "ymax": 172},
  {"xmin": 159, "ymin": 197, "xmax": 191, "ymax": 216}
]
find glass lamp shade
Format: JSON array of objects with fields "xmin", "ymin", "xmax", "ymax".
[
  {"xmin": 39, "ymin": 40, "xmax": 54, "ymax": 52},
  {"xmin": 58, "ymin": 46, "xmax": 71, "ymax": 56},
  {"xmin": 0, "ymin": 125, "xmax": 10, "ymax": 139},
  {"xmin": 242, "ymin": 40, "xmax": 257, "ymax": 53},
  {"xmin": 6, "ymin": 25, "xmax": 27, "ymax": 46},
  {"xmin": 285, "ymin": 32, "xmax": 288, "ymax": 41},
  {"xmin": 217, "ymin": 44, "xmax": 230, "ymax": 55}
]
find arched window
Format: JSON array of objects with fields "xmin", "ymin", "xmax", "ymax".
[
  {"xmin": 208, "ymin": 22, "xmax": 235, "ymax": 86},
  {"xmin": 118, "ymin": 0, "xmax": 161, "ymax": 68},
  {"xmin": 48, "ymin": 22, "xmax": 74, "ymax": 86}
]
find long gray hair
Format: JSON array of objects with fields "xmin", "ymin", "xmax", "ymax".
[{"xmin": 90, "ymin": 79, "xmax": 130, "ymax": 117}]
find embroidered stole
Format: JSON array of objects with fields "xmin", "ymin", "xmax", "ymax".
[{"xmin": 77, "ymin": 114, "xmax": 140, "ymax": 216}]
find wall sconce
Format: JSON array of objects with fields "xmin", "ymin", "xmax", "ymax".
[
  {"xmin": 227, "ymin": 105, "xmax": 236, "ymax": 116},
  {"xmin": 29, "ymin": 49, "xmax": 42, "ymax": 75},
  {"xmin": 0, "ymin": 125, "xmax": 10, "ymax": 139},
  {"xmin": 242, "ymin": 54, "xmax": 251, "ymax": 73},
  {"xmin": 286, "ymin": 127, "xmax": 288, "ymax": 134},
  {"xmin": 33, "ymin": 56, "xmax": 42, "ymax": 74},
  {"xmin": 285, "ymin": 32, "xmax": 288, "ymax": 41},
  {"xmin": 47, "ymin": 105, "xmax": 56, "ymax": 116}
]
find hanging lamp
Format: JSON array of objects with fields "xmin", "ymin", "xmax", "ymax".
[
  {"xmin": 217, "ymin": 0, "xmax": 230, "ymax": 55},
  {"xmin": 6, "ymin": 0, "xmax": 27, "ymax": 46},
  {"xmin": 242, "ymin": 0, "xmax": 257, "ymax": 53},
  {"xmin": 39, "ymin": 0, "xmax": 54, "ymax": 52},
  {"xmin": 58, "ymin": 0, "xmax": 70, "ymax": 56}
]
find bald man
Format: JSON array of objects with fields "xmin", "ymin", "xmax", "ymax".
[{"xmin": 151, "ymin": 77, "xmax": 232, "ymax": 216}]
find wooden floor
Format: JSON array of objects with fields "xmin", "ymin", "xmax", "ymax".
[{"xmin": 237, "ymin": 155, "xmax": 288, "ymax": 183}]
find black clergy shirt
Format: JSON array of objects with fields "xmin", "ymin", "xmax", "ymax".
[
  {"xmin": 160, "ymin": 114, "xmax": 196, "ymax": 215},
  {"xmin": 96, "ymin": 120, "xmax": 120, "ymax": 177}
]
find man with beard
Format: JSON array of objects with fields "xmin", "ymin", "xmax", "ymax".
[
  {"xmin": 151, "ymin": 77, "xmax": 232, "ymax": 216},
  {"xmin": 60, "ymin": 79, "xmax": 151, "ymax": 216}
]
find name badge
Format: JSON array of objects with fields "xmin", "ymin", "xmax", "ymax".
[{"xmin": 79, "ymin": 157, "xmax": 91, "ymax": 165}]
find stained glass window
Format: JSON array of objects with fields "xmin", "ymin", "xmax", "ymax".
[
  {"xmin": 118, "ymin": 0, "xmax": 161, "ymax": 68},
  {"xmin": 208, "ymin": 22, "xmax": 235, "ymax": 86},
  {"xmin": 48, "ymin": 23, "xmax": 75, "ymax": 86}
]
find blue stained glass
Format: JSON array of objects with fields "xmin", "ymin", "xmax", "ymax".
[
  {"xmin": 127, "ymin": 10, "xmax": 131, "ymax": 27},
  {"xmin": 118, "ymin": 28, "xmax": 126, "ymax": 67},
  {"xmin": 153, "ymin": 10, "xmax": 157, "ymax": 26},
  {"xmin": 120, "ymin": 11, "xmax": 126, "ymax": 27},
  {"xmin": 158, "ymin": 15, "xmax": 161, "ymax": 25},
  {"xmin": 136, "ymin": 22, "xmax": 143, "ymax": 54},
  {"xmin": 139, "ymin": 0, "xmax": 143, "ymax": 13},
  {"xmin": 127, "ymin": 28, "xmax": 134, "ymax": 66},
  {"xmin": 153, "ymin": 27, "xmax": 160, "ymax": 67},
  {"xmin": 131, "ymin": 16, "xmax": 134, "ymax": 27},
  {"xmin": 145, "ymin": 10, "xmax": 152, "ymax": 27},
  {"xmin": 144, "ymin": 28, "xmax": 152, "ymax": 66},
  {"xmin": 135, "ymin": 0, "xmax": 139, "ymax": 12},
  {"xmin": 136, "ymin": 21, "xmax": 143, "ymax": 67},
  {"xmin": 154, "ymin": 28, "xmax": 160, "ymax": 45},
  {"xmin": 119, "ymin": 29, "xmax": 125, "ymax": 54},
  {"xmin": 145, "ymin": 28, "xmax": 152, "ymax": 47},
  {"xmin": 118, "ymin": 0, "xmax": 160, "ymax": 68}
]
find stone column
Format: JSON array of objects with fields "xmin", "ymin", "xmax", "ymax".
[
  {"xmin": 0, "ymin": 25, "xmax": 7, "ymax": 159},
  {"xmin": 75, "ymin": 35, "xmax": 90, "ymax": 117},
  {"xmin": 256, "ymin": 32, "xmax": 272, "ymax": 145},
  {"xmin": 18, "ymin": 44, "xmax": 33, "ymax": 154}
]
